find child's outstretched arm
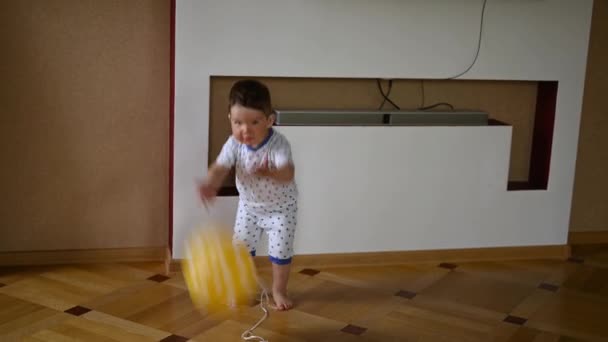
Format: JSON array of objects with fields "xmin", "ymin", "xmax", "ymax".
[
  {"xmin": 201, "ymin": 136, "xmax": 237, "ymax": 202},
  {"xmin": 199, "ymin": 162, "xmax": 231, "ymax": 202},
  {"xmin": 255, "ymin": 161, "xmax": 294, "ymax": 183},
  {"xmin": 255, "ymin": 137, "xmax": 295, "ymax": 183}
]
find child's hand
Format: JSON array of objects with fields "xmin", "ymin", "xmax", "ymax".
[
  {"xmin": 198, "ymin": 181, "xmax": 218, "ymax": 203},
  {"xmin": 254, "ymin": 155, "xmax": 272, "ymax": 177},
  {"xmin": 197, "ymin": 163, "xmax": 231, "ymax": 204},
  {"xmin": 254, "ymin": 154, "xmax": 294, "ymax": 183}
]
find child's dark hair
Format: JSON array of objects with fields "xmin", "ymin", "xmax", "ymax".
[{"xmin": 228, "ymin": 79, "xmax": 272, "ymax": 116}]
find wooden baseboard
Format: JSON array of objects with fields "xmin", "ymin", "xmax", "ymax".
[
  {"xmin": 169, "ymin": 244, "xmax": 570, "ymax": 272},
  {"xmin": 568, "ymin": 231, "xmax": 608, "ymax": 244},
  {"xmin": 0, "ymin": 246, "xmax": 169, "ymax": 267}
]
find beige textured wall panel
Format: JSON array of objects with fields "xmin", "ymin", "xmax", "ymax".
[
  {"xmin": 570, "ymin": 0, "xmax": 608, "ymax": 232},
  {"xmin": 0, "ymin": 0, "xmax": 170, "ymax": 250}
]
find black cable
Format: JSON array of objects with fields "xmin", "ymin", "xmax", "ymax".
[
  {"xmin": 417, "ymin": 80, "xmax": 454, "ymax": 111},
  {"xmin": 447, "ymin": 0, "xmax": 487, "ymax": 79},
  {"xmin": 417, "ymin": 0, "xmax": 486, "ymax": 110},
  {"xmin": 420, "ymin": 80, "xmax": 425, "ymax": 108},
  {"xmin": 378, "ymin": 0, "xmax": 486, "ymax": 112},
  {"xmin": 418, "ymin": 102, "xmax": 454, "ymax": 111},
  {"xmin": 377, "ymin": 79, "xmax": 400, "ymax": 110},
  {"xmin": 379, "ymin": 79, "xmax": 391, "ymax": 109}
]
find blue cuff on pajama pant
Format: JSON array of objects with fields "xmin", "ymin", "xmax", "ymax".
[
  {"xmin": 269, "ymin": 255, "xmax": 292, "ymax": 265},
  {"xmin": 249, "ymin": 251, "xmax": 292, "ymax": 265}
]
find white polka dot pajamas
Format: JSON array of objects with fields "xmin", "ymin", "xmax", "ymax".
[
  {"xmin": 234, "ymin": 202, "xmax": 297, "ymax": 264},
  {"xmin": 216, "ymin": 129, "xmax": 298, "ymax": 265}
]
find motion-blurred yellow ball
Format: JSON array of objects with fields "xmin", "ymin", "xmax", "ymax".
[{"xmin": 182, "ymin": 224, "xmax": 259, "ymax": 311}]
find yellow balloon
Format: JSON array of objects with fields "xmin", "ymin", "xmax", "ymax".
[{"xmin": 182, "ymin": 223, "xmax": 259, "ymax": 311}]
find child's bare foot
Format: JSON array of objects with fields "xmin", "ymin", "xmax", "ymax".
[
  {"xmin": 271, "ymin": 262, "xmax": 292, "ymax": 310},
  {"xmin": 272, "ymin": 290, "xmax": 293, "ymax": 311}
]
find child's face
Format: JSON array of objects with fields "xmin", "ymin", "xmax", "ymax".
[{"xmin": 229, "ymin": 104, "xmax": 274, "ymax": 147}]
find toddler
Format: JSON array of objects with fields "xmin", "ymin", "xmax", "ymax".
[{"xmin": 199, "ymin": 79, "xmax": 298, "ymax": 311}]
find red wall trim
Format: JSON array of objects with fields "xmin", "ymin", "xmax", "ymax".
[
  {"xmin": 168, "ymin": 0, "xmax": 176, "ymax": 253},
  {"xmin": 529, "ymin": 81, "xmax": 558, "ymax": 189},
  {"xmin": 507, "ymin": 81, "xmax": 558, "ymax": 191}
]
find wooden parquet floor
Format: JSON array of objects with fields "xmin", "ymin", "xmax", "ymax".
[{"xmin": 1, "ymin": 245, "xmax": 607, "ymax": 341}]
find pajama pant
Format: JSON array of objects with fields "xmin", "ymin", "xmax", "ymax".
[{"xmin": 233, "ymin": 200, "xmax": 297, "ymax": 265}]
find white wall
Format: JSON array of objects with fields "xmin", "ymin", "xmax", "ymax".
[
  {"xmin": 173, "ymin": 0, "xmax": 594, "ymax": 258},
  {"xmin": 281, "ymin": 126, "xmax": 519, "ymax": 253}
]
